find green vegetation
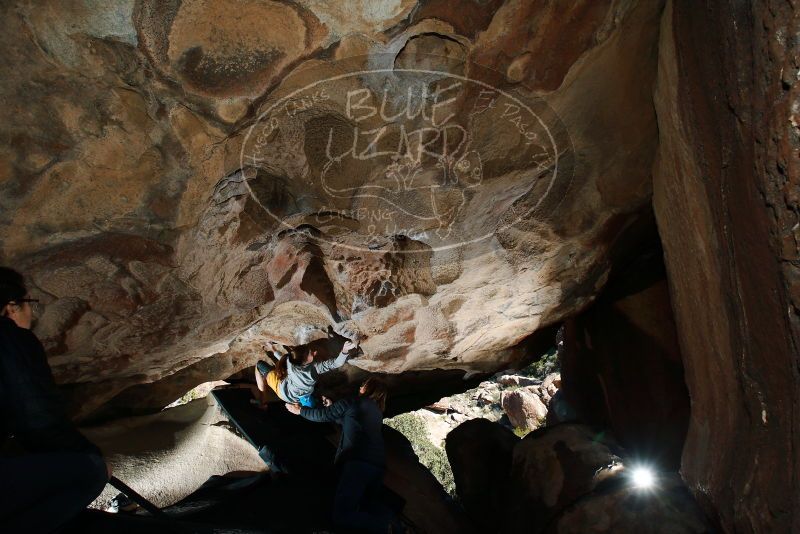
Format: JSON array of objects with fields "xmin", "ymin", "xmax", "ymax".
[
  {"xmin": 521, "ymin": 347, "xmax": 560, "ymax": 379},
  {"xmin": 165, "ymin": 387, "xmax": 201, "ymax": 409},
  {"xmin": 164, "ymin": 382, "xmax": 211, "ymax": 409},
  {"xmin": 512, "ymin": 414, "xmax": 546, "ymax": 438},
  {"xmin": 380, "ymin": 347, "xmax": 561, "ymax": 500},
  {"xmin": 385, "ymin": 413, "xmax": 456, "ymax": 496},
  {"xmin": 513, "ymin": 426, "xmax": 531, "ymax": 438}
]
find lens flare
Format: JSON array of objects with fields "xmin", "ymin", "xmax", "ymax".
[{"xmin": 630, "ymin": 466, "xmax": 656, "ymax": 490}]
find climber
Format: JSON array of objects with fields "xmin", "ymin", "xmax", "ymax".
[
  {"xmin": 252, "ymin": 337, "xmax": 359, "ymax": 410},
  {"xmin": 0, "ymin": 267, "xmax": 111, "ymax": 532},
  {"xmin": 286, "ymin": 377, "xmax": 399, "ymax": 534}
]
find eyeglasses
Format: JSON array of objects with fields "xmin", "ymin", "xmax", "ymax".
[
  {"xmin": 15, "ymin": 297, "xmax": 44, "ymax": 317},
  {"xmin": 10, "ymin": 298, "xmax": 41, "ymax": 314}
]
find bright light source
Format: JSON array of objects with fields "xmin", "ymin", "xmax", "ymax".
[{"xmin": 630, "ymin": 466, "xmax": 656, "ymax": 490}]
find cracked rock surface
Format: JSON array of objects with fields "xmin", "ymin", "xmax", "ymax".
[{"xmin": 0, "ymin": 0, "xmax": 663, "ymax": 420}]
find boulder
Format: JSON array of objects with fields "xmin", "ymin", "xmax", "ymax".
[
  {"xmin": 445, "ymin": 418, "xmax": 711, "ymax": 533},
  {"xmin": 445, "ymin": 419, "xmax": 518, "ymax": 532},
  {"xmin": 541, "ymin": 373, "xmax": 561, "ymax": 398},
  {"xmin": 498, "ymin": 375, "xmax": 541, "ymax": 387},
  {"xmin": 504, "ymin": 423, "xmax": 624, "ymax": 532},
  {"xmin": 545, "ymin": 390, "xmax": 578, "ymax": 425},
  {"xmin": 501, "ymin": 387, "xmax": 549, "ymax": 430},
  {"xmin": 383, "ymin": 426, "xmax": 475, "ymax": 534},
  {"xmin": 538, "ymin": 388, "xmax": 552, "ymax": 406},
  {"xmin": 474, "ymin": 390, "xmax": 495, "ymax": 406},
  {"xmin": 472, "ymin": 382, "xmax": 501, "ymax": 406},
  {"xmin": 549, "ymin": 473, "xmax": 713, "ymax": 533},
  {"xmin": 83, "ymin": 397, "xmax": 267, "ymax": 509}
]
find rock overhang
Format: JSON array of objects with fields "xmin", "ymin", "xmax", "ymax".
[{"xmin": 0, "ymin": 0, "xmax": 664, "ymax": 420}]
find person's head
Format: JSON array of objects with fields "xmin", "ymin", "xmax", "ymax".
[
  {"xmin": 290, "ymin": 344, "xmax": 314, "ymax": 366},
  {"xmin": 359, "ymin": 377, "xmax": 388, "ymax": 412},
  {"xmin": 0, "ymin": 267, "xmax": 35, "ymax": 330},
  {"xmin": 308, "ymin": 339, "xmax": 329, "ymax": 359},
  {"xmin": 294, "ymin": 339, "xmax": 328, "ymax": 365},
  {"xmin": 275, "ymin": 342, "xmax": 322, "ymax": 380}
]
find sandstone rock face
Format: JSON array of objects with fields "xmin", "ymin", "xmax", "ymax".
[
  {"xmin": 652, "ymin": 1, "xmax": 800, "ymax": 530},
  {"xmin": 4, "ymin": 1, "xmax": 799, "ymax": 529},
  {"xmin": 83, "ymin": 397, "xmax": 267, "ymax": 510},
  {"xmin": 0, "ymin": 0, "xmax": 665, "ymax": 419},
  {"xmin": 559, "ymin": 249, "xmax": 689, "ymax": 469},
  {"xmin": 448, "ymin": 421, "xmax": 709, "ymax": 533},
  {"xmin": 504, "ymin": 424, "xmax": 624, "ymax": 532},
  {"xmin": 550, "ymin": 473, "xmax": 712, "ymax": 534},
  {"xmin": 138, "ymin": 0, "xmax": 328, "ymax": 100}
]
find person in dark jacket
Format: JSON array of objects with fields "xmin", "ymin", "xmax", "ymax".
[
  {"xmin": 286, "ymin": 377, "xmax": 393, "ymax": 533},
  {"xmin": 0, "ymin": 267, "xmax": 110, "ymax": 532}
]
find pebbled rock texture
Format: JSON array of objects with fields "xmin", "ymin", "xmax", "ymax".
[{"xmin": 0, "ymin": 0, "xmax": 665, "ymax": 419}]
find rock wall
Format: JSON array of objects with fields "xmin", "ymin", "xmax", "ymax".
[
  {"xmin": 0, "ymin": 0, "xmax": 666, "ymax": 419},
  {"xmin": 653, "ymin": 0, "xmax": 800, "ymax": 531},
  {"xmin": 560, "ymin": 240, "xmax": 690, "ymax": 470},
  {"xmin": 3, "ymin": 0, "xmax": 799, "ymax": 529},
  {"xmin": 84, "ymin": 397, "xmax": 267, "ymax": 509},
  {"xmin": 446, "ymin": 420, "xmax": 712, "ymax": 533}
]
